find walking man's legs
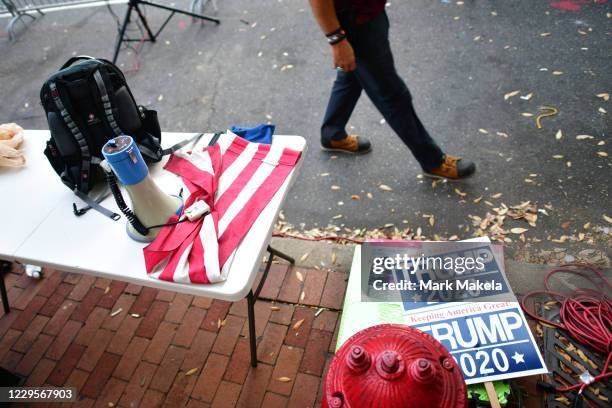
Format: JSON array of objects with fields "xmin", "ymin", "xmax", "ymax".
[
  {"xmin": 349, "ymin": 12, "xmax": 444, "ymax": 170},
  {"xmin": 311, "ymin": 1, "xmax": 475, "ymax": 179},
  {"xmin": 321, "ymin": 70, "xmax": 372, "ymax": 153}
]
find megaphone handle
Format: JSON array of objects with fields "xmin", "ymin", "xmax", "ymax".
[{"xmin": 104, "ymin": 170, "xmax": 150, "ymax": 236}]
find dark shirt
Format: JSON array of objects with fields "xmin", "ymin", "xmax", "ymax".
[{"xmin": 334, "ymin": 0, "xmax": 386, "ymax": 24}]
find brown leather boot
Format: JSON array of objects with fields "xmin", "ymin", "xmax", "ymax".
[
  {"xmin": 423, "ymin": 154, "xmax": 476, "ymax": 180},
  {"xmin": 321, "ymin": 134, "xmax": 372, "ymax": 154}
]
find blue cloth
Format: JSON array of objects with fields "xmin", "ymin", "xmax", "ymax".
[{"xmin": 230, "ymin": 123, "xmax": 275, "ymax": 144}]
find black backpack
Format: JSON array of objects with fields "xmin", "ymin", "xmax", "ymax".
[{"xmin": 41, "ymin": 56, "xmax": 163, "ymax": 218}]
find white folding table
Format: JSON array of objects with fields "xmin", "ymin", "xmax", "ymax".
[{"xmin": 0, "ymin": 130, "xmax": 306, "ymax": 367}]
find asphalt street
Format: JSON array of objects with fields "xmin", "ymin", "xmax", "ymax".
[{"xmin": 0, "ymin": 0, "xmax": 610, "ymax": 258}]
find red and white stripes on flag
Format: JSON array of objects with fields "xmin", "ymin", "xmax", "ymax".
[{"xmin": 143, "ymin": 132, "xmax": 301, "ymax": 284}]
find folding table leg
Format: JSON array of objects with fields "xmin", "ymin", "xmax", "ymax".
[
  {"xmin": 245, "ymin": 246, "xmax": 295, "ymax": 368},
  {"xmin": 247, "ymin": 290, "xmax": 257, "ymax": 367},
  {"xmin": 267, "ymin": 245, "xmax": 295, "ymax": 265},
  {"xmin": 0, "ymin": 261, "xmax": 11, "ymax": 314}
]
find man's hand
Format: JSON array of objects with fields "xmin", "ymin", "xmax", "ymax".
[{"xmin": 332, "ymin": 40, "xmax": 356, "ymax": 72}]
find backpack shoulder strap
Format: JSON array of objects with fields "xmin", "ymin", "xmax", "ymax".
[
  {"xmin": 93, "ymin": 69, "xmax": 122, "ymax": 136},
  {"xmin": 162, "ymin": 133, "xmax": 206, "ymax": 155},
  {"xmin": 49, "ymin": 81, "xmax": 91, "ymax": 193},
  {"xmin": 73, "ymin": 190, "xmax": 120, "ymax": 220}
]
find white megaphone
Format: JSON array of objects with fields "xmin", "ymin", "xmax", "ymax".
[{"xmin": 101, "ymin": 135, "xmax": 183, "ymax": 242}]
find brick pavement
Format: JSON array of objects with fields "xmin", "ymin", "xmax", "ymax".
[{"xmin": 0, "ymin": 261, "xmax": 348, "ymax": 407}]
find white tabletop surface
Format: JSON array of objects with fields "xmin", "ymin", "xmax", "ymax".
[
  {"xmin": 0, "ymin": 131, "xmax": 67, "ymax": 259},
  {"xmin": 5, "ymin": 130, "xmax": 306, "ymax": 301}
]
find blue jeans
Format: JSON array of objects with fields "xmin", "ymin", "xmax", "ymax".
[{"xmin": 321, "ymin": 11, "xmax": 444, "ymax": 170}]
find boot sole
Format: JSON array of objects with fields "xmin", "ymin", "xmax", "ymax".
[
  {"xmin": 422, "ymin": 170, "xmax": 475, "ymax": 181},
  {"xmin": 321, "ymin": 146, "xmax": 372, "ymax": 155}
]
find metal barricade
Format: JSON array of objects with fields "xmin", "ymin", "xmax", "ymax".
[{"xmin": 1, "ymin": 0, "xmax": 116, "ymax": 40}]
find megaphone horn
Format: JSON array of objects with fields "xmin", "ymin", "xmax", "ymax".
[{"xmin": 101, "ymin": 135, "xmax": 183, "ymax": 242}]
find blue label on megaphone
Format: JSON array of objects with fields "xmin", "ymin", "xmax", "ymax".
[{"xmin": 102, "ymin": 135, "xmax": 149, "ymax": 185}]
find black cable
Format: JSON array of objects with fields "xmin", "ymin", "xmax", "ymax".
[
  {"xmin": 106, "ymin": 1, "xmax": 121, "ymax": 29},
  {"xmin": 105, "ymin": 170, "xmax": 189, "ymax": 235},
  {"xmin": 105, "ymin": 170, "xmax": 150, "ymax": 235},
  {"xmin": 147, "ymin": 217, "xmax": 189, "ymax": 230}
]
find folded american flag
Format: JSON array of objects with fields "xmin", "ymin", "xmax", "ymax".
[{"xmin": 143, "ymin": 131, "xmax": 301, "ymax": 284}]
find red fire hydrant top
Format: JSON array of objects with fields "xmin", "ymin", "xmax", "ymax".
[{"xmin": 323, "ymin": 324, "xmax": 468, "ymax": 408}]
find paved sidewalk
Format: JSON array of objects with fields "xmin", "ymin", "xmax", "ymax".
[{"xmin": 0, "ymin": 254, "xmax": 348, "ymax": 407}]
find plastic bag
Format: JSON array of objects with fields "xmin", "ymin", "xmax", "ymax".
[{"xmin": 0, "ymin": 123, "xmax": 25, "ymax": 167}]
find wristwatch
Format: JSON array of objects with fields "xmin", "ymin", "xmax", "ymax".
[{"xmin": 326, "ymin": 28, "xmax": 346, "ymax": 45}]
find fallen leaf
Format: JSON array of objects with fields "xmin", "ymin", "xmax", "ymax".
[
  {"xmin": 454, "ymin": 188, "xmax": 466, "ymax": 197},
  {"xmin": 520, "ymin": 93, "xmax": 533, "ymax": 100},
  {"xmin": 429, "ymin": 216, "xmax": 435, "ymax": 227},
  {"xmin": 104, "ymin": 286, "xmax": 110, "ymax": 294},
  {"xmin": 596, "ymin": 93, "xmax": 609, "ymax": 101},
  {"xmin": 473, "ymin": 196, "xmax": 482, "ymax": 203},
  {"xmin": 276, "ymin": 377, "xmax": 292, "ymax": 382},
  {"xmin": 351, "ymin": 194, "xmax": 360, "ymax": 200},
  {"xmin": 504, "ymin": 90, "xmax": 520, "ymax": 100},
  {"xmin": 293, "ymin": 318, "xmax": 305, "ymax": 330},
  {"xmin": 552, "ymin": 155, "xmax": 564, "ymax": 159},
  {"xmin": 379, "ymin": 184, "xmax": 393, "ymax": 192},
  {"xmin": 536, "ymin": 106, "xmax": 558, "ymax": 129},
  {"xmin": 299, "ymin": 253, "xmax": 309, "ymax": 262},
  {"xmin": 331, "ymin": 252, "xmax": 337, "ymax": 265},
  {"xmin": 367, "ymin": 192, "xmax": 373, "ymax": 199},
  {"xmin": 597, "ymin": 151, "xmax": 608, "ymax": 157},
  {"xmin": 603, "ymin": 215, "xmax": 612, "ymax": 224},
  {"xmin": 270, "ymin": 306, "xmax": 280, "ymax": 311},
  {"xmin": 521, "ymin": 112, "xmax": 533, "ymax": 117},
  {"xmin": 491, "ymin": 193, "xmax": 502, "ymax": 198},
  {"xmin": 295, "ymin": 270, "xmax": 305, "ymax": 281},
  {"xmin": 540, "ymin": 32, "xmax": 551, "ymax": 37},
  {"xmin": 599, "ymin": 107, "xmax": 607, "ymax": 113},
  {"xmin": 331, "ymin": 185, "xmax": 341, "ymax": 191},
  {"xmin": 130, "ymin": 313, "xmax": 140, "ymax": 318},
  {"xmin": 511, "ymin": 228, "xmax": 528, "ymax": 234},
  {"xmin": 555, "ymin": 129, "xmax": 563, "ymax": 140},
  {"xmin": 576, "ymin": 135, "xmax": 594, "ymax": 140},
  {"xmin": 552, "ymin": 71, "xmax": 564, "ymax": 75},
  {"xmin": 110, "ymin": 308, "xmax": 123, "ymax": 317},
  {"xmin": 185, "ymin": 368, "xmax": 199, "ymax": 376},
  {"xmin": 478, "ymin": 128, "xmax": 488, "ymax": 134}
]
